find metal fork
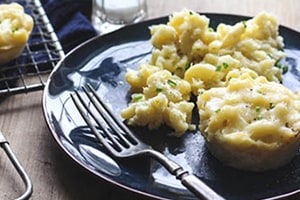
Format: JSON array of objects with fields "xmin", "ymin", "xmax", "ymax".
[{"xmin": 70, "ymin": 84, "xmax": 225, "ymax": 200}]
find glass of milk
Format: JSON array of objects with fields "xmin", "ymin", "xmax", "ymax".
[{"xmin": 91, "ymin": 0, "xmax": 147, "ymax": 34}]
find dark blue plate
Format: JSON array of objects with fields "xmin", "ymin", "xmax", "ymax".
[{"xmin": 42, "ymin": 14, "xmax": 300, "ymax": 200}]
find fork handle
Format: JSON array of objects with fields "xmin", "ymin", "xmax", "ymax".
[
  {"xmin": 149, "ymin": 150, "xmax": 225, "ymax": 200},
  {"xmin": 180, "ymin": 172, "xmax": 225, "ymax": 200}
]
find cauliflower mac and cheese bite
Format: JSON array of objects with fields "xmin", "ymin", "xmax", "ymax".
[
  {"xmin": 121, "ymin": 69, "xmax": 195, "ymax": 136},
  {"xmin": 197, "ymin": 72, "xmax": 300, "ymax": 171},
  {"xmin": 0, "ymin": 3, "xmax": 34, "ymax": 64},
  {"xmin": 121, "ymin": 9, "xmax": 299, "ymax": 171},
  {"xmin": 150, "ymin": 10, "xmax": 286, "ymax": 94}
]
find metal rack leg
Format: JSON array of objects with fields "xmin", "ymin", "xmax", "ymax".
[{"xmin": 0, "ymin": 131, "xmax": 33, "ymax": 200}]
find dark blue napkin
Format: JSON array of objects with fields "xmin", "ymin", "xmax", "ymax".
[{"xmin": 41, "ymin": 0, "xmax": 98, "ymax": 53}]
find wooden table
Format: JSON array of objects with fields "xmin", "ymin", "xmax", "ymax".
[{"xmin": 0, "ymin": 0, "xmax": 299, "ymax": 199}]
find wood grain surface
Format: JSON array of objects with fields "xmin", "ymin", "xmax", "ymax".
[{"xmin": 0, "ymin": 0, "xmax": 299, "ymax": 199}]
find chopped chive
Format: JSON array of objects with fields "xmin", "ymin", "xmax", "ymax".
[
  {"xmin": 185, "ymin": 62, "xmax": 191, "ymax": 70},
  {"xmin": 216, "ymin": 63, "xmax": 229, "ymax": 72},
  {"xmin": 167, "ymin": 79, "xmax": 177, "ymax": 87},
  {"xmin": 282, "ymin": 65, "xmax": 288, "ymax": 74},
  {"xmin": 223, "ymin": 62, "xmax": 229, "ymax": 69},
  {"xmin": 12, "ymin": 27, "xmax": 19, "ymax": 33},
  {"xmin": 208, "ymin": 27, "xmax": 214, "ymax": 32},
  {"xmin": 215, "ymin": 108, "xmax": 221, "ymax": 113},
  {"xmin": 228, "ymin": 76, "xmax": 232, "ymax": 81},
  {"xmin": 132, "ymin": 94, "xmax": 144, "ymax": 102},
  {"xmin": 242, "ymin": 20, "xmax": 247, "ymax": 28},
  {"xmin": 156, "ymin": 87, "xmax": 163, "ymax": 93},
  {"xmin": 255, "ymin": 106, "xmax": 261, "ymax": 113},
  {"xmin": 275, "ymin": 62, "xmax": 282, "ymax": 69},
  {"xmin": 269, "ymin": 102, "xmax": 275, "ymax": 109},
  {"xmin": 267, "ymin": 53, "xmax": 274, "ymax": 59},
  {"xmin": 254, "ymin": 105, "xmax": 263, "ymax": 120},
  {"xmin": 215, "ymin": 65, "xmax": 222, "ymax": 71},
  {"xmin": 275, "ymin": 62, "xmax": 289, "ymax": 73},
  {"xmin": 189, "ymin": 11, "xmax": 193, "ymax": 15},
  {"xmin": 257, "ymin": 90, "xmax": 263, "ymax": 94}
]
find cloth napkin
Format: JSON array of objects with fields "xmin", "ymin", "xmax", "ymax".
[{"xmin": 41, "ymin": 0, "xmax": 98, "ymax": 53}]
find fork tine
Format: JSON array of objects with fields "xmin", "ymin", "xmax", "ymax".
[
  {"xmin": 70, "ymin": 91, "xmax": 122, "ymax": 154},
  {"xmin": 85, "ymin": 84, "xmax": 139, "ymax": 145},
  {"xmin": 80, "ymin": 87, "xmax": 131, "ymax": 149},
  {"xmin": 72, "ymin": 85, "xmax": 138, "ymax": 153}
]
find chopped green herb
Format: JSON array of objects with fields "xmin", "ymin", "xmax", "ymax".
[
  {"xmin": 255, "ymin": 106, "xmax": 261, "ymax": 113},
  {"xmin": 275, "ymin": 62, "xmax": 288, "ymax": 74},
  {"xmin": 185, "ymin": 62, "xmax": 191, "ymax": 70},
  {"xmin": 254, "ymin": 106, "xmax": 263, "ymax": 120},
  {"xmin": 215, "ymin": 65, "xmax": 222, "ymax": 71},
  {"xmin": 228, "ymin": 76, "xmax": 233, "ymax": 81},
  {"xmin": 132, "ymin": 94, "xmax": 144, "ymax": 102},
  {"xmin": 269, "ymin": 102, "xmax": 275, "ymax": 109},
  {"xmin": 189, "ymin": 11, "xmax": 193, "ymax": 15},
  {"xmin": 267, "ymin": 53, "xmax": 274, "ymax": 59},
  {"xmin": 215, "ymin": 108, "xmax": 221, "ymax": 113},
  {"xmin": 282, "ymin": 65, "xmax": 288, "ymax": 74},
  {"xmin": 275, "ymin": 62, "xmax": 282, "ymax": 69},
  {"xmin": 223, "ymin": 62, "xmax": 229, "ymax": 69},
  {"xmin": 242, "ymin": 20, "xmax": 247, "ymax": 28},
  {"xmin": 156, "ymin": 87, "xmax": 163, "ymax": 93},
  {"xmin": 257, "ymin": 90, "xmax": 263, "ymax": 94},
  {"xmin": 167, "ymin": 79, "xmax": 177, "ymax": 87},
  {"xmin": 12, "ymin": 27, "xmax": 19, "ymax": 33},
  {"xmin": 216, "ymin": 63, "xmax": 229, "ymax": 72},
  {"xmin": 208, "ymin": 27, "xmax": 214, "ymax": 32}
]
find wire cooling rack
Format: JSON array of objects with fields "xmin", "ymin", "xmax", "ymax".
[{"xmin": 0, "ymin": 0, "xmax": 65, "ymax": 96}]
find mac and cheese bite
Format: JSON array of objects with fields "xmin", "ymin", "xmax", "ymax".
[
  {"xmin": 121, "ymin": 70, "xmax": 195, "ymax": 136},
  {"xmin": 150, "ymin": 10, "xmax": 285, "ymax": 95},
  {"xmin": 0, "ymin": 3, "xmax": 34, "ymax": 64},
  {"xmin": 197, "ymin": 72, "xmax": 300, "ymax": 171}
]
